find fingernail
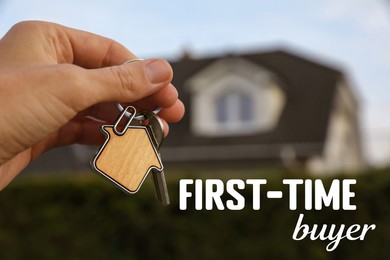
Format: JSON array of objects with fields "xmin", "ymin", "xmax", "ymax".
[{"xmin": 145, "ymin": 59, "xmax": 171, "ymax": 84}]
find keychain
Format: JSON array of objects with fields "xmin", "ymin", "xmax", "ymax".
[
  {"xmin": 91, "ymin": 58, "xmax": 170, "ymax": 205},
  {"xmin": 91, "ymin": 105, "xmax": 170, "ymax": 205}
]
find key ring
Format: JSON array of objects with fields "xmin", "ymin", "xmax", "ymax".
[
  {"xmin": 113, "ymin": 106, "xmax": 136, "ymax": 136},
  {"xmin": 116, "ymin": 58, "xmax": 161, "ymax": 121},
  {"xmin": 116, "ymin": 103, "xmax": 161, "ymax": 121}
]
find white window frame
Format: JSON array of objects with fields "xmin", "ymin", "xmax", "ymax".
[{"xmin": 187, "ymin": 58, "xmax": 285, "ymax": 137}]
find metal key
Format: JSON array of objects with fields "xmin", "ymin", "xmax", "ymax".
[{"xmin": 143, "ymin": 112, "xmax": 170, "ymax": 206}]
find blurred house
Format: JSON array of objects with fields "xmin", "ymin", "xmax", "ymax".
[
  {"xmin": 24, "ymin": 49, "xmax": 364, "ymax": 175},
  {"xmin": 163, "ymin": 49, "xmax": 364, "ymax": 174}
]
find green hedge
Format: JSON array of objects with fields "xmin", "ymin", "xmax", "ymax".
[{"xmin": 1, "ymin": 169, "xmax": 390, "ymax": 259}]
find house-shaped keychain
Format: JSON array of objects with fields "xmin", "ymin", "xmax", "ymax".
[{"xmin": 91, "ymin": 112, "xmax": 163, "ymax": 194}]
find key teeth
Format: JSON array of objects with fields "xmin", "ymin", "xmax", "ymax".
[
  {"xmin": 152, "ymin": 169, "xmax": 170, "ymax": 206},
  {"xmin": 162, "ymin": 198, "xmax": 170, "ymax": 206},
  {"xmin": 157, "ymin": 191, "xmax": 170, "ymax": 206},
  {"xmin": 146, "ymin": 114, "xmax": 170, "ymax": 206}
]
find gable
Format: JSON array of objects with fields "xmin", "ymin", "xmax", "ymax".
[{"xmin": 185, "ymin": 57, "xmax": 285, "ymax": 137}]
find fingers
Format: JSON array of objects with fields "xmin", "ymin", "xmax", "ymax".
[
  {"xmin": 23, "ymin": 57, "xmax": 181, "ymax": 136},
  {"xmin": 65, "ymin": 116, "xmax": 170, "ymax": 146},
  {"xmin": 3, "ymin": 21, "xmax": 182, "ymax": 123},
  {"xmin": 40, "ymin": 115, "xmax": 170, "ymax": 150},
  {"xmin": 59, "ymin": 117, "xmax": 106, "ymax": 146},
  {"xmin": 63, "ymin": 25, "xmax": 137, "ymax": 67},
  {"xmin": 0, "ymin": 21, "xmax": 136, "ymax": 68},
  {"xmin": 47, "ymin": 58, "xmax": 173, "ymax": 115},
  {"xmin": 86, "ymin": 59, "xmax": 173, "ymax": 105},
  {"xmin": 30, "ymin": 117, "xmax": 105, "ymax": 158},
  {"xmin": 1, "ymin": 21, "xmax": 184, "ymax": 149},
  {"xmin": 131, "ymin": 83, "xmax": 178, "ymax": 110},
  {"xmin": 79, "ymin": 99, "xmax": 184, "ymax": 124},
  {"xmin": 158, "ymin": 100, "xmax": 185, "ymax": 123},
  {"xmin": 77, "ymin": 84, "xmax": 178, "ymax": 121}
]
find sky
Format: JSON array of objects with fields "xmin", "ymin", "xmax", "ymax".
[{"xmin": 0, "ymin": 0, "xmax": 389, "ymax": 166}]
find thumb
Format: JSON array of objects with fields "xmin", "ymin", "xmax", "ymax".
[{"xmin": 83, "ymin": 58, "xmax": 173, "ymax": 107}]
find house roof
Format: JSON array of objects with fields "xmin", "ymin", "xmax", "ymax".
[{"xmin": 163, "ymin": 49, "xmax": 344, "ymax": 160}]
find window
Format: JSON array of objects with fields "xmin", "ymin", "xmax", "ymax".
[
  {"xmin": 216, "ymin": 91, "xmax": 254, "ymax": 127},
  {"xmin": 216, "ymin": 93, "xmax": 229, "ymax": 123},
  {"xmin": 240, "ymin": 93, "xmax": 254, "ymax": 122},
  {"xmin": 187, "ymin": 57, "xmax": 285, "ymax": 137}
]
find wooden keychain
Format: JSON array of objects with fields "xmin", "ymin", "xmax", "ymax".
[{"xmin": 91, "ymin": 106, "xmax": 163, "ymax": 194}]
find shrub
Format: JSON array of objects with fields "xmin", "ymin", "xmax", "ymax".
[{"xmin": 0, "ymin": 169, "xmax": 389, "ymax": 259}]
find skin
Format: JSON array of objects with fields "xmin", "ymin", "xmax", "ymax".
[{"xmin": 0, "ymin": 21, "xmax": 185, "ymax": 190}]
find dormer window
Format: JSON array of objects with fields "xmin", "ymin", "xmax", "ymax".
[
  {"xmin": 187, "ymin": 58, "xmax": 285, "ymax": 137},
  {"xmin": 216, "ymin": 90, "xmax": 255, "ymax": 132}
]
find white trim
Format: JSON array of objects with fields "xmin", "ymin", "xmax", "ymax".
[
  {"xmin": 186, "ymin": 58, "xmax": 274, "ymax": 93},
  {"xmin": 307, "ymin": 80, "xmax": 364, "ymax": 174},
  {"xmin": 187, "ymin": 57, "xmax": 285, "ymax": 137}
]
